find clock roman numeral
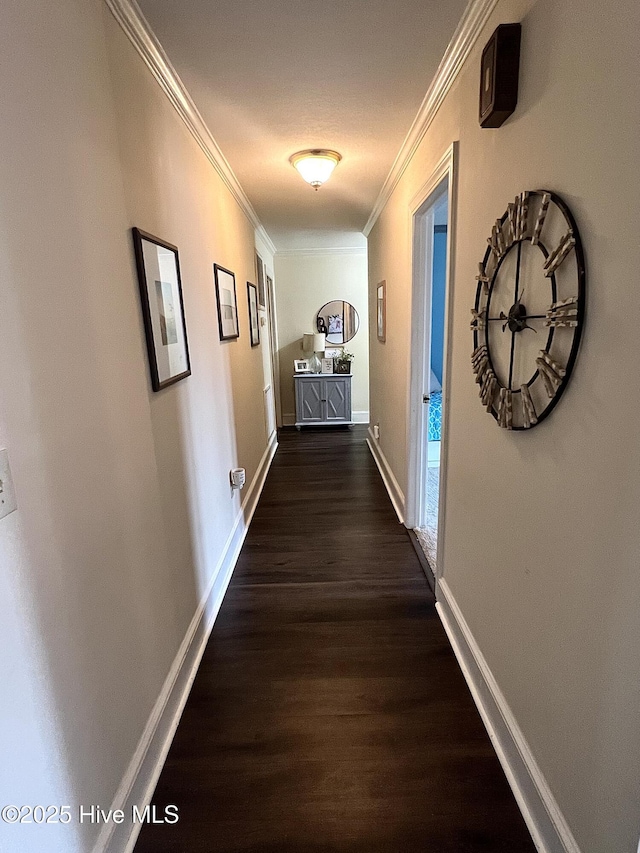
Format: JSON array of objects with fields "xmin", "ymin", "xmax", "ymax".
[
  {"xmin": 475, "ymin": 262, "xmax": 490, "ymax": 295},
  {"xmin": 487, "ymin": 222, "xmax": 505, "ymax": 258},
  {"xmin": 507, "ymin": 203, "xmax": 518, "ymax": 246},
  {"xmin": 515, "ymin": 191, "xmax": 530, "ymax": 241},
  {"xmin": 536, "ymin": 349, "xmax": 566, "ymax": 397},
  {"xmin": 480, "ymin": 369, "xmax": 497, "ymax": 410},
  {"xmin": 470, "ymin": 308, "xmax": 486, "ymax": 331},
  {"xmin": 497, "ymin": 387, "xmax": 513, "ymax": 429},
  {"xmin": 471, "ymin": 344, "xmax": 489, "ymax": 379},
  {"xmin": 520, "ymin": 384, "xmax": 538, "ymax": 428},
  {"xmin": 545, "ymin": 297, "xmax": 578, "ymax": 327},
  {"xmin": 543, "ymin": 231, "xmax": 576, "ymax": 277},
  {"xmin": 531, "ymin": 192, "xmax": 551, "ymax": 246}
]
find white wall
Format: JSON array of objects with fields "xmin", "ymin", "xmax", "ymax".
[
  {"xmin": 274, "ymin": 249, "xmax": 370, "ymax": 423},
  {"xmin": 0, "ymin": 1, "xmax": 273, "ymax": 850},
  {"xmin": 367, "ymin": 0, "xmax": 640, "ymax": 850}
]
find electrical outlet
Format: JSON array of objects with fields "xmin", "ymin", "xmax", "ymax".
[{"xmin": 0, "ymin": 449, "xmax": 17, "ymax": 519}]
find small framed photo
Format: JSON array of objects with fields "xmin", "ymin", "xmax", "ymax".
[
  {"xmin": 324, "ymin": 347, "xmax": 343, "ymax": 359},
  {"xmin": 255, "ymin": 252, "xmax": 266, "ymax": 308},
  {"xmin": 294, "ymin": 359, "xmax": 311, "ymax": 373},
  {"xmin": 132, "ymin": 227, "xmax": 191, "ymax": 392},
  {"xmin": 214, "ymin": 264, "xmax": 239, "ymax": 340},
  {"xmin": 377, "ymin": 280, "xmax": 386, "ymax": 342},
  {"xmin": 321, "ymin": 358, "xmax": 334, "ymax": 374},
  {"xmin": 247, "ymin": 282, "xmax": 260, "ymax": 347}
]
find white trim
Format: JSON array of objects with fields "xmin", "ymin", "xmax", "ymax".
[
  {"xmin": 284, "ymin": 411, "xmax": 368, "ymax": 425},
  {"xmin": 275, "ymin": 247, "xmax": 367, "ymax": 258},
  {"xmin": 436, "ymin": 579, "xmax": 582, "ymax": 853},
  {"xmin": 94, "ymin": 434, "xmax": 278, "ymax": 853},
  {"xmin": 363, "ymin": 0, "xmax": 498, "ymax": 236},
  {"xmin": 366, "ymin": 428, "xmax": 405, "ymax": 523},
  {"xmin": 405, "ymin": 143, "xmax": 458, "ymax": 579},
  {"xmin": 103, "ymin": 0, "xmax": 276, "ymax": 256}
]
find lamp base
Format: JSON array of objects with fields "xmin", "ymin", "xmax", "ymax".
[{"xmin": 309, "ymin": 352, "xmax": 322, "ymax": 373}]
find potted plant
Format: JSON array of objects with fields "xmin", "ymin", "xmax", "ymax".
[{"xmin": 334, "ymin": 350, "xmax": 354, "ymax": 374}]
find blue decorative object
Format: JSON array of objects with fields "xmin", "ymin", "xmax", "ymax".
[{"xmin": 428, "ymin": 391, "xmax": 442, "ymax": 442}]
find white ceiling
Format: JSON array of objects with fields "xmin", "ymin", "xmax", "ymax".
[{"xmin": 137, "ymin": 0, "xmax": 469, "ymax": 250}]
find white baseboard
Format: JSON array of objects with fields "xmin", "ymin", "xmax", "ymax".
[
  {"xmin": 436, "ymin": 579, "xmax": 581, "ymax": 853},
  {"xmin": 366, "ymin": 428, "xmax": 405, "ymax": 523},
  {"xmin": 94, "ymin": 433, "xmax": 278, "ymax": 853},
  {"xmin": 283, "ymin": 412, "xmax": 369, "ymax": 426}
]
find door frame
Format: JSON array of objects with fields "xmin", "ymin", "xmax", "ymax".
[
  {"xmin": 265, "ymin": 271, "xmax": 283, "ymax": 428},
  {"xmin": 405, "ymin": 143, "xmax": 458, "ymax": 578}
]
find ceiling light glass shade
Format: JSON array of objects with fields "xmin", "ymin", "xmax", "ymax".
[{"xmin": 290, "ymin": 149, "xmax": 342, "ymax": 190}]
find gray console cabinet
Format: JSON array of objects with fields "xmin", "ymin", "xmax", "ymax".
[{"xmin": 294, "ymin": 374, "xmax": 353, "ymax": 428}]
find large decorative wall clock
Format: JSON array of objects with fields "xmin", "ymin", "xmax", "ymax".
[{"xmin": 471, "ymin": 190, "xmax": 585, "ymax": 429}]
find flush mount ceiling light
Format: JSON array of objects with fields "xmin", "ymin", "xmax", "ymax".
[{"xmin": 289, "ymin": 149, "xmax": 342, "ymax": 190}]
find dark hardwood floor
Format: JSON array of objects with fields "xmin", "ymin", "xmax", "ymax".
[{"xmin": 135, "ymin": 426, "xmax": 535, "ymax": 853}]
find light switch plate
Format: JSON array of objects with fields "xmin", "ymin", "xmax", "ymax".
[{"xmin": 0, "ymin": 449, "xmax": 18, "ymax": 519}]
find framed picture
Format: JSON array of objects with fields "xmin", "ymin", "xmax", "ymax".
[
  {"xmin": 255, "ymin": 252, "xmax": 266, "ymax": 308},
  {"xmin": 214, "ymin": 264, "xmax": 239, "ymax": 340},
  {"xmin": 324, "ymin": 346, "xmax": 343, "ymax": 359},
  {"xmin": 132, "ymin": 227, "xmax": 191, "ymax": 392},
  {"xmin": 294, "ymin": 359, "xmax": 311, "ymax": 373},
  {"xmin": 321, "ymin": 358, "xmax": 334, "ymax": 374},
  {"xmin": 247, "ymin": 282, "xmax": 260, "ymax": 347},
  {"xmin": 377, "ymin": 280, "xmax": 386, "ymax": 342},
  {"xmin": 265, "ymin": 273, "xmax": 273, "ymax": 309},
  {"xmin": 327, "ymin": 314, "xmax": 343, "ymax": 335}
]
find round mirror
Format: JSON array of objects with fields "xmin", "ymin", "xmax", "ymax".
[{"xmin": 316, "ymin": 300, "xmax": 360, "ymax": 344}]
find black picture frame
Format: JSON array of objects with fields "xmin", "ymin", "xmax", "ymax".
[
  {"xmin": 247, "ymin": 282, "xmax": 260, "ymax": 347},
  {"xmin": 255, "ymin": 252, "xmax": 266, "ymax": 308},
  {"xmin": 132, "ymin": 227, "xmax": 191, "ymax": 392},
  {"xmin": 214, "ymin": 263, "xmax": 240, "ymax": 340}
]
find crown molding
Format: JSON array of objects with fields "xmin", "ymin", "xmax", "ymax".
[
  {"xmin": 275, "ymin": 247, "xmax": 367, "ymax": 258},
  {"xmin": 103, "ymin": 0, "xmax": 277, "ymax": 256},
  {"xmin": 363, "ymin": 0, "xmax": 499, "ymax": 237}
]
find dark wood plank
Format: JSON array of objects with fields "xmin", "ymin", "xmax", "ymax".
[{"xmin": 135, "ymin": 426, "xmax": 535, "ymax": 853}]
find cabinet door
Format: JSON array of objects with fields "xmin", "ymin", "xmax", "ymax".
[
  {"xmin": 324, "ymin": 377, "xmax": 351, "ymax": 421},
  {"xmin": 298, "ymin": 378, "xmax": 324, "ymax": 422}
]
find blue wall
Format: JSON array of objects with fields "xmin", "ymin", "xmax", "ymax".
[{"xmin": 430, "ymin": 226, "xmax": 447, "ymax": 385}]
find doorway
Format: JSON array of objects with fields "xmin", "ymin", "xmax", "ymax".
[{"xmin": 405, "ymin": 145, "xmax": 456, "ymax": 579}]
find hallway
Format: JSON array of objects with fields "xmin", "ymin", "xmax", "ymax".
[{"xmin": 135, "ymin": 427, "xmax": 535, "ymax": 852}]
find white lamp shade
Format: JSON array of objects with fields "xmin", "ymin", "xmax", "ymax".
[
  {"xmin": 290, "ymin": 150, "xmax": 342, "ymax": 188},
  {"xmin": 313, "ymin": 333, "xmax": 326, "ymax": 352},
  {"xmin": 302, "ymin": 333, "xmax": 315, "ymax": 352}
]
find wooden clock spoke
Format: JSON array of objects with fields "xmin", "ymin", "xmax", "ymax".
[
  {"xmin": 507, "ymin": 330, "xmax": 517, "ymax": 390},
  {"xmin": 513, "ymin": 239, "xmax": 523, "ymax": 303}
]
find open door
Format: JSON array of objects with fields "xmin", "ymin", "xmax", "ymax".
[{"xmin": 405, "ymin": 144, "xmax": 456, "ymax": 580}]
